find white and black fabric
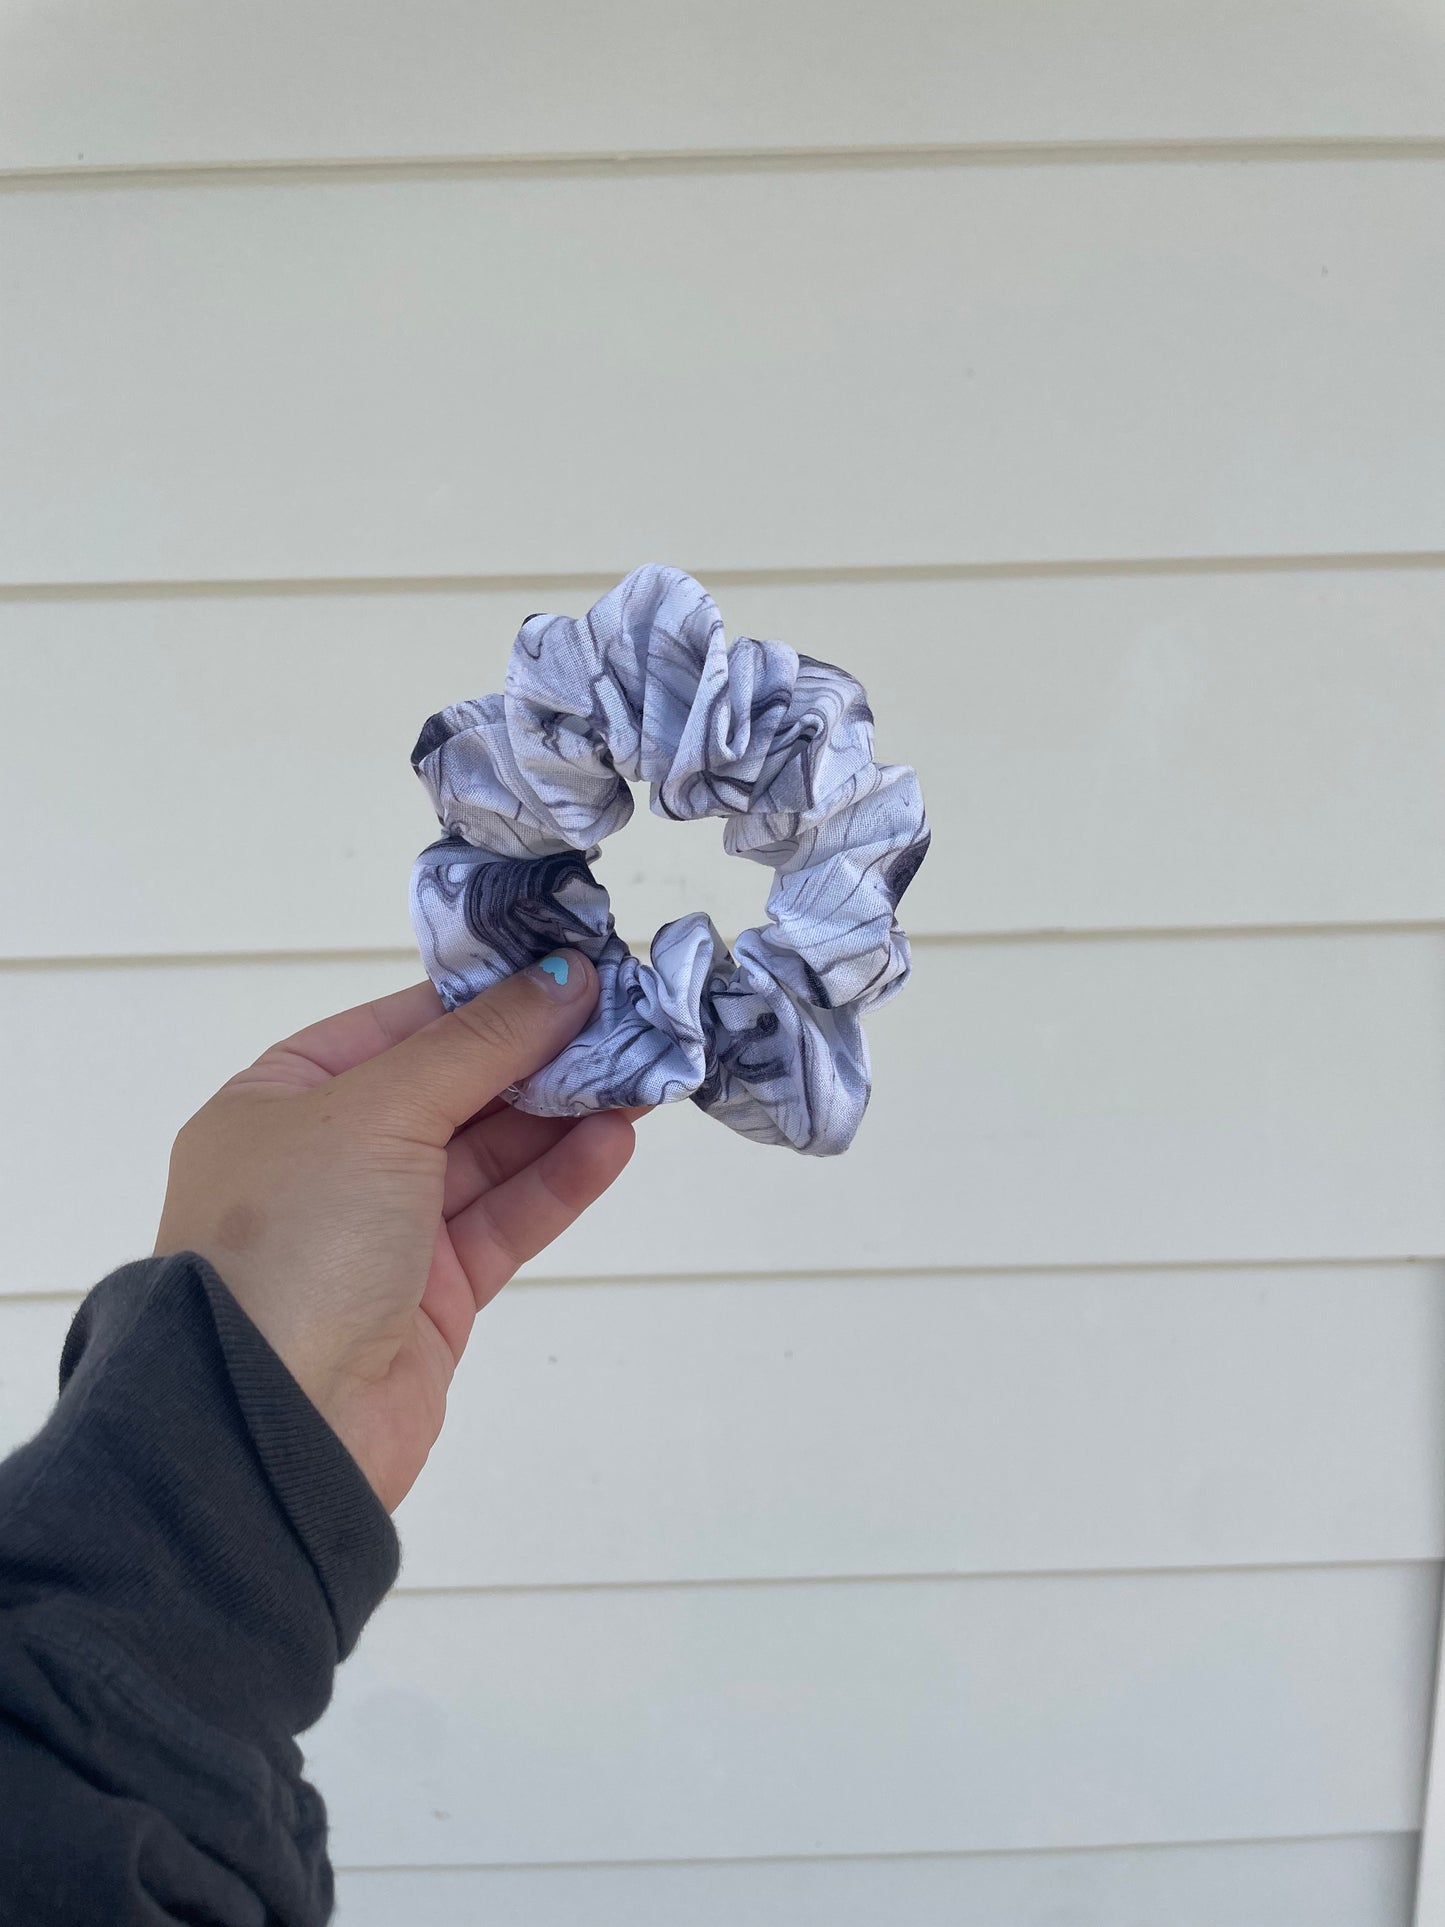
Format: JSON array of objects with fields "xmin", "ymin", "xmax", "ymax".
[{"xmin": 408, "ymin": 564, "xmax": 929, "ymax": 1155}]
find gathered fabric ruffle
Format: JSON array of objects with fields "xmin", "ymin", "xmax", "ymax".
[{"xmin": 408, "ymin": 563, "xmax": 929, "ymax": 1155}]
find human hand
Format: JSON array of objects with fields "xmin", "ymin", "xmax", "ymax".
[{"xmin": 153, "ymin": 950, "xmax": 638, "ymax": 1512}]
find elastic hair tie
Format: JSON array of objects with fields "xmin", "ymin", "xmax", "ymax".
[{"xmin": 407, "ymin": 563, "xmax": 929, "ymax": 1155}]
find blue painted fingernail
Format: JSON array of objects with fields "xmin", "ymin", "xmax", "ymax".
[{"xmin": 527, "ymin": 950, "xmax": 587, "ymax": 999}]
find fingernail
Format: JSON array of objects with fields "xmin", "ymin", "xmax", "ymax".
[{"xmin": 527, "ymin": 950, "xmax": 589, "ymax": 1000}]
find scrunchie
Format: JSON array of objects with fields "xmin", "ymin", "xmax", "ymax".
[{"xmin": 407, "ymin": 564, "xmax": 929, "ymax": 1155}]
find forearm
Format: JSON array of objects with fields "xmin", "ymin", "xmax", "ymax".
[{"xmin": 0, "ymin": 1251, "xmax": 398, "ymax": 1927}]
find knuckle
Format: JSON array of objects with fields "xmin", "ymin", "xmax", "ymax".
[
  {"xmin": 464, "ymin": 1129, "xmax": 507, "ymax": 1194},
  {"xmin": 533, "ymin": 1158, "xmax": 577, "ymax": 1216},
  {"xmin": 449, "ymin": 987, "xmax": 531, "ymax": 1061},
  {"xmin": 475, "ymin": 1192, "xmax": 528, "ymax": 1270}
]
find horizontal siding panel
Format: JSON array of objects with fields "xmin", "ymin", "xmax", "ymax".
[
  {"xmin": 3, "ymin": 163, "xmax": 1443, "ymax": 585},
  {"xmin": 311, "ymin": 1565, "xmax": 1438, "ymax": 1865},
  {"xmin": 6, "ymin": 1265, "xmax": 1440, "ymax": 1582},
  {"xmin": 333, "ymin": 1833, "xmax": 1420, "ymax": 1927},
  {"xmin": 6, "ymin": 568, "xmax": 1445, "ymax": 958},
  {"xmin": 7, "ymin": 0, "xmax": 1445, "ymax": 171},
  {"xmin": 393, "ymin": 1262, "xmax": 1445, "ymax": 1584},
  {"xmin": 4, "ymin": 931, "xmax": 1444, "ymax": 1295}
]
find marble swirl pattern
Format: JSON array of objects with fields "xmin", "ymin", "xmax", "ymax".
[{"xmin": 408, "ymin": 563, "xmax": 930, "ymax": 1155}]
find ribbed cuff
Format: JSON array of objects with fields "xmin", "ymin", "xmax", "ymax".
[{"xmin": 188, "ymin": 1251, "xmax": 400, "ymax": 1660}]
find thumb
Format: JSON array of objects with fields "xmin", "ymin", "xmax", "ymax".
[{"xmin": 340, "ymin": 948, "xmax": 599, "ymax": 1140}]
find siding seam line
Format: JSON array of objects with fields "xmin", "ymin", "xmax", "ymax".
[
  {"xmin": 4, "ymin": 550, "xmax": 1445, "ymax": 600},
  {"xmin": 5, "ymin": 1253, "xmax": 1444, "ymax": 1303},
  {"xmin": 5, "ymin": 919, "xmax": 1445, "ymax": 976},
  {"xmin": 379, "ymin": 1555, "xmax": 1439, "ymax": 1601},
  {"xmin": 5, "ymin": 134, "xmax": 1445, "ymax": 190},
  {"xmin": 331, "ymin": 1826, "xmax": 1416, "ymax": 1877}
]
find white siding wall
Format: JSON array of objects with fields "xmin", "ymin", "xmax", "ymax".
[{"xmin": 2, "ymin": 5, "xmax": 1442, "ymax": 1921}]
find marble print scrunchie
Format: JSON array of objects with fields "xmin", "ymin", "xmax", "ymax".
[{"xmin": 408, "ymin": 564, "xmax": 930, "ymax": 1155}]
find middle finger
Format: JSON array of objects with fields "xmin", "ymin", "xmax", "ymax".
[{"xmin": 443, "ymin": 1101, "xmax": 656, "ymax": 1218}]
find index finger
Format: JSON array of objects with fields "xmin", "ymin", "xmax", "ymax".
[{"xmin": 263, "ymin": 978, "xmax": 447, "ymax": 1080}]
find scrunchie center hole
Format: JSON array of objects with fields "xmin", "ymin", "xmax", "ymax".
[{"xmin": 591, "ymin": 786, "xmax": 769, "ymax": 950}]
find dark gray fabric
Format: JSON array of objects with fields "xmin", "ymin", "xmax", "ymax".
[{"xmin": 0, "ymin": 1250, "xmax": 398, "ymax": 1925}]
